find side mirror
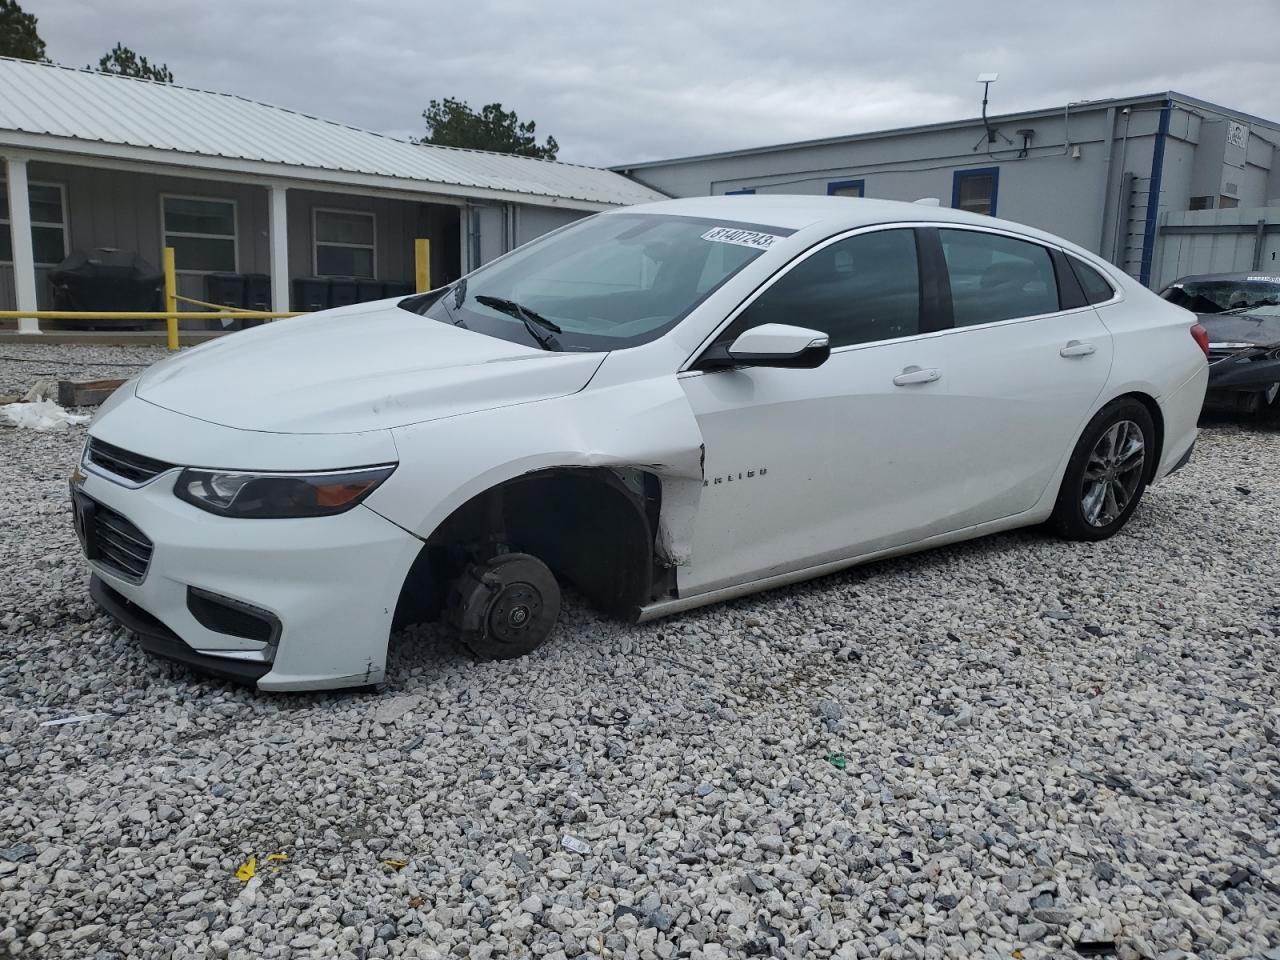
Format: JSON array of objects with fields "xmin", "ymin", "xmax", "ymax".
[{"xmin": 698, "ymin": 323, "xmax": 831, "ymax": 370}]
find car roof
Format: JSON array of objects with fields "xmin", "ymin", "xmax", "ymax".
[
  {"xmin": 1168, "ymin": 272, "xmax": 1280, "ymax": 284},
  {"xmin": 613, "ymin": 194, "xmax": 1024, "ymax": 230},
  {"xmin": 608, "ymin": 194, "xmax": 1089, "ymax": 248}
]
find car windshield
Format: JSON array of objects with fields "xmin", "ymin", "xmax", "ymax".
[
  {"xmin": 1162, "ymin": 278, "xmax": 1280, "ymax": 313},
  {"xmin": 402, "ymin": 213, "xmax": 789, "ymax": 351}
]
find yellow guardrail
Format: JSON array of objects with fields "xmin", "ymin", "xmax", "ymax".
[{"xmin": 1, "ymin": 239, "xmax": 433, "ymax": 351}]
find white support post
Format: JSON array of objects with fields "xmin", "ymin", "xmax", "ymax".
[
  {"xmin": 5, "ymin": 157, "xmax": 39, "ymax": 334},
  {"xmin": 268, "ymin": 185, "xmax": 290, "ymax": 314}
]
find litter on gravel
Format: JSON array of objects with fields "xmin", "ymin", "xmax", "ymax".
[{"xmin": 2, "ymin": 398, "xmax": 90, "ymax": 432}]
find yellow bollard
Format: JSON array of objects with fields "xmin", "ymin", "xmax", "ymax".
[
  {"xmin": 162, "ymin": 246, "xmax": 179, "ymax": 351},
  {"xmin": 414, "ymin": 238, "xmax": 431, "ymax": 293}
]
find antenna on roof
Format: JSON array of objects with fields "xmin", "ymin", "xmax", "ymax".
[
  {"xmin": 972, "ymin": 73, "xmax": 1014, "ymax": 152},
  {"xmin": 977, "ymin": 73, "xmax": 999, "ymax": 144}
]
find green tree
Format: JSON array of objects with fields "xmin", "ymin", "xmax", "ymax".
[
  {"xmin": 0, "ymin": 0, "xmax": 46, "ymax": 61},
  {"xmin": 92, "ymin": 42, "xmax": 174, "ymax": 83},
  {"xmin": 417, "ymin": 97, "xmax": 558, "ymax": 160}
]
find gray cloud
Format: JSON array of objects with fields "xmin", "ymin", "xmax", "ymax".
[{"xmin": 28, "ymin": 0, "xmax": 1280, "ymax": 167}]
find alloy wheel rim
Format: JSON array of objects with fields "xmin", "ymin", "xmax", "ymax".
[{"xmin": 1081, "ymin": 419, "xmax": 1145, "ymax": 528}]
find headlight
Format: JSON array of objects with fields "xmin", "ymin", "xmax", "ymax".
[{"xmin": 175, "ymin": 464, "xmax": 396, "ymax": 519}]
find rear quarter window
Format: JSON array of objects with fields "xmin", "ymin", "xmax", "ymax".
[{"xmin": 1068, "ymin": 257, "xmax": 1117, "ymax": 305}]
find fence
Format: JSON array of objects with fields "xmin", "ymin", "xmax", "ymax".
[{"xmin": 0, "ymin": 239, "xmax": 432, "ymax": 350}]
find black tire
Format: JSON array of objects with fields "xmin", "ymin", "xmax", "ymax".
[
  {"xmin": 446, "ymin": 552, "xmax": 561, "ymax": 660},
  {"xmin": 1253, "ymin": 382, "xmax": 1280, "ymax": 421},
  {"xmin": 1051, "ymin": 398, "xmax": 1155, "ymax": 542}
]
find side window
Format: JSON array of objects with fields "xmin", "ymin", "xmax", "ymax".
[
  {"xmin": 939, "ymin": 229, "xmax": 1059, "ymax": 326},
  {"xmin": 1068, "ymin": 256, "xmax": 1117, "ymax": 305},
  {"xmin": 728, "ymin": 229, "xmax": 920, "ymax": 348}
]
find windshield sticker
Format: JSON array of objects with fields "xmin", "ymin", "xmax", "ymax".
[
  {"xmin": 701, "ymin": 227, "xmax": 780, "ymax": 250},
  {"xmin": 1246, "ymin": 275, "xmax": 1280, "ymax": 282}
]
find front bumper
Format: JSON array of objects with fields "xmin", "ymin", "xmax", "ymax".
[
  {"xmin": 76, "ymin": 465, "xmax": 424, "ymax": 691},
  {"xmin": 1206, "ymin": 353, "xmax": 1280, "ymax": 394}
]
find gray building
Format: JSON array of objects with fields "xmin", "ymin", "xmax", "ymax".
[
  {"xmin": 0, "ymin": 57, "xmax": 663, "ymax": 333},
  {"xmin": 615, "ymin": 92, "xmax": 1280, "ymax": 289}
]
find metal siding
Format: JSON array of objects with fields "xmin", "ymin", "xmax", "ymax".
[
  {"xmin": 0, "ymin": 58, "xmax": 664, "ymax": 209},
  {"xmin": 1153, "ymin": 206, "xmax": 1280, "ymax": 290},
  {"xmin": 515, "ymin": 205, "xmax": 587, "ymax": 246}
]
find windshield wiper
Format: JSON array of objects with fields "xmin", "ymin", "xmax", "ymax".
[
  {"xmin": 1219, "ymin": 299, "xmax": 1280, "ymax": 316},
  {"xmin": 474, "ymin": 295, "xmax": 562, "ymax": 350}
]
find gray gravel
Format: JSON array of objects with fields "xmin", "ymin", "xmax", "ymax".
[{"xmin": 1, "ymin": 343, "xmax": 1278, "ymax": 960}]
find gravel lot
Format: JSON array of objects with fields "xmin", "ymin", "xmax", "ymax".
[{"xmin": 1, "ymin": 343, "xmax": 1278, "ymax": 960}]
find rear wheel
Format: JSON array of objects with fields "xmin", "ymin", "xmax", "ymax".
[
  {"xmin": 1051, "ymin": 399, "xmax": 1154, "ymax": 541},
  {"xmin": 446, "ymin": 552, "xmax": 561, "ymax": 660}
]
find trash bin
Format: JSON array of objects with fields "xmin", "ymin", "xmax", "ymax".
[
  {"xmin": 329, "ymin": 278, "xmax": 360, "ymax": 308},
  {"xmin": 204, "ymin": 273, "xmax": 248, "ymax": 308},
  {"xmin": 244, "ymin": 275, "xmax": 272, "ymax": 311},
  {"xmin": 293, "ymin": 278, "xmax": 330, "ymax": 312},
  {"xmin": 48, "ymin": 248, "xmax": 163, "ymax": 330},
  {"xmin": 199, "ymin": 273, "xmax": 253, "ymax": 332},
  {"xmin": 242, "ymin": 274, "xmax": 271, "ymax": 327}
]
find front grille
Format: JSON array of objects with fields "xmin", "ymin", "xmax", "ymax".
[
  {"xmin": 86, "ymin": 502, "xmax": 154, "ymax": 583},
  {"xmin": 86, "ymin": 438, "xmax": 175, "ymax": 485}
]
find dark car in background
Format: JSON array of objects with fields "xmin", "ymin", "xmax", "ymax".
[{"xmin": 1162, "ymin": 273, "xmax": 1280, "ymax": 417}]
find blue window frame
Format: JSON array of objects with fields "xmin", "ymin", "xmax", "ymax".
[
  {"xmin": 724, "ymin": 188, "xmax": 755, "ymax": 195},
  {"xmin": 951, "ymin": 167, "xmax": 999, "ymax": 216},
  {"xmin": 827, "ymin": 179, "xmax": 865, "ymax": 198}
]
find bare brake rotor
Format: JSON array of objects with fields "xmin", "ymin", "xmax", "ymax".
[{"xmin": 446, "ymin": 552, "xmax": 561, "ymax": 660}]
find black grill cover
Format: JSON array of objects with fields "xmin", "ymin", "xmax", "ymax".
[{"xmin": 50, "ymin": 248, "xmax": 163, "ymax": 312}]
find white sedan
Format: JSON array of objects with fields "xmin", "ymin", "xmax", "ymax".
[{"xmin": 72, "ymin": 196, "xmax": 1209, "ymax": 691}]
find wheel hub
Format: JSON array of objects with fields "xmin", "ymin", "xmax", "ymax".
[
  {"xmin": 446, "ymin": 552, "xmax": 562, "ymax": 660},
  {"xmin": 489, "ymin": 584, "xmax": 543, "ymax": 644}
]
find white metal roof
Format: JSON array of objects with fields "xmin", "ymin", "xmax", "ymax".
[{"xmin": 0, "ymin": 57, "xmax": 665, "ymax": 210}]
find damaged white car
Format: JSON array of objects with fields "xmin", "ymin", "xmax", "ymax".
[{"xmin": 73, "ymin": 196, "xmax": 1208, "ymax": 691}]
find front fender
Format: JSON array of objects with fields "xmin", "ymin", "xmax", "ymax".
[{"xmin": 365, "ymin": 373, "xmax": 706, "ymax": 565}]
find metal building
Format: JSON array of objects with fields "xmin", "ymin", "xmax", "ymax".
[
  {"xmin": 614, "ymin": 92, "xmax": 1280, "ymax": 289},
  {"xmin": 0, "ymin": 56, "xmax": 663, "ymax": 333}
]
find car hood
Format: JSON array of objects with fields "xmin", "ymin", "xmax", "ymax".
[
  {"xmin": 135, "ymin": 299, "xmax": 607, "ymax": 434},
  {"xmin": 1198, "ymin": 312, "xmax": 1280, "ymax": 347}
]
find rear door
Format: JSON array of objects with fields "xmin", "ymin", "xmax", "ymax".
[{"xmin": 924, "ymin": 227, "xmax": 1113, "ymax": 524}]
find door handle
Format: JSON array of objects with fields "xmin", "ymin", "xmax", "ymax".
[
  {"xmin": 892, "ymin": 365, "xmax": 941, "ymax": 386},
  {"xmin": 1060, "ymin": 340, "xmax": 1097, "ymax": 358}
]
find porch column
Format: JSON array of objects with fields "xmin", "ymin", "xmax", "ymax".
[
  {"xmin": 5, "ymin": 157, "xmax": 39, "ymax": 334},
  {"xmin": 268, "ymin": 185, "xmax": 290, "ymax": 314}
]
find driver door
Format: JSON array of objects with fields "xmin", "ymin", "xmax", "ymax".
[{"xmin": 678, "ymin": 226, "xmax": 968, "ymax": 596}]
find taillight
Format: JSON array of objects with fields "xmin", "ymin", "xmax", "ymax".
[{"xmin": 1190, "ymin": 323, "xmax": 1210, "ymax": 357}]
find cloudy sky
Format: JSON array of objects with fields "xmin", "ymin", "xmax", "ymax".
[{"xmin": 27, "ymin": 0, "xmax": 1280, "ymax": 167}]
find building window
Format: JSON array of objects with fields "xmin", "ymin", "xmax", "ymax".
[
  {"xmin": 313, "ymin": 208, "xmax": 376, "ymax": 278},
  {"xmin": 827, "ymin": 179, "xmax": 865, "ymax": 198},
  {"xmin": 951, "ymin": 167, "xmax": 999, "ymax": 216},
  {"xmin": 0, "ymin": 181, "xmax": 69, "ymax": 266},
  {"xmin": 724, "ymin": 188, "xmax": 755, "ymax": 195},
  {"xmin": 162, "ymin": 196, "xmax": 237, "ymax": 273},
  {"xmin": 1189, "ymin": 196, "xmax": 1214, "ymax": 211}
]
